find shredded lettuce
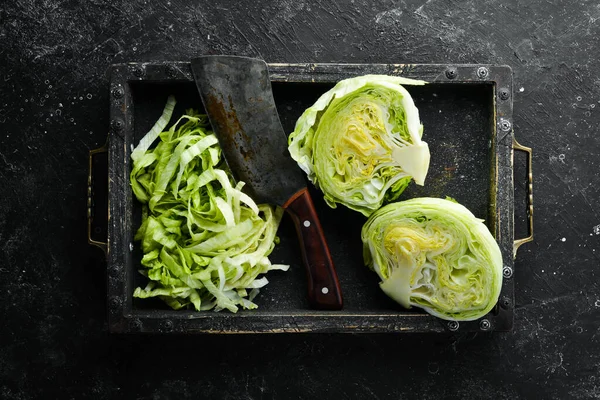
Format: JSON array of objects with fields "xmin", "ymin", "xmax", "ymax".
[
  {"xmin": 361, "ymin": 197, "xmax": 503, "ymax": 321},
  {"xmin": 130, "ymin": 96, "xmax": 288, "ymax": 312},
  {"xmin": 288, "ymin": 75, "xmax": 430, "ymax": 216}
]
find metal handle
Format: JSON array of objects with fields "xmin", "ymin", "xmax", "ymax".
[
  {"xmin": 513, "ymin": 138, "xmax": 533, "ymax": 257},
  {"xmin": 88, "ymin": 142, "xmax": 108, "ymax": 253}
]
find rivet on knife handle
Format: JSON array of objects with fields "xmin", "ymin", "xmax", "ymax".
[{"xmin": 284, "ymin": 188, "xmax": 343, "ymax": 310}]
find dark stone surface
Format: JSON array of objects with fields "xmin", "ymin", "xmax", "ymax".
[{"xmin": 1, "ymin": 0, "xmax": 599, "ymax": 398}]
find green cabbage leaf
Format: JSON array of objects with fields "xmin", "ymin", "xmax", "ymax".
[
  {"xmin": 361, "ymin": 197, "xmax": 502, "ymax": 321},
  {"xmin": 288, "ymin": 75, "xmax": 430, "ymax": 216},
  {"xmin": 130, "ymin": 96, "xmax": 288, "ymax": 312}
]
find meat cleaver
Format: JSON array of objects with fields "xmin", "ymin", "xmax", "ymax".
[{"xmin": 191, "ymin": 55, "xmax": 343, "ymax": 310}]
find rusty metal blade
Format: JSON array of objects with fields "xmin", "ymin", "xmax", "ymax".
[{"xmin": 191, "ymin": 55, "xmax": 306, "ymax": 206}]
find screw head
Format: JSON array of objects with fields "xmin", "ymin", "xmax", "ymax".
[
  {"xmin": 133, "ymin": 66, "xmax": 145, "ymax": 77},
  {"xmin": 477, "ymin": 66, "xmax": 489, "ymax": 79},
  {"xmin": 501, "ymin": 296, "xmax": 512, "ymax": 308},
  {"xmin": 447, "ymin": 321, "xmax": 459, "ymax": 331},
  {"xmin": 109, "ymin": 296, "xmax": 121, "ymax": 310},
  {"xmin": 499, "ymin": 119, "xmax": 512, "ymax": 132},
  {"xmin": 129, "ymin": 319, "xmax": 142, "ymax": 331},
  {"xmin": 166, "ymin": 65, "xmax": 177, "ymax": 77},
  {"xmin": 162, "ymin": 320, "xmax": 174, "ymax": 332},
  {"xmin": 479, "ymin": 319, "xmax": 491, "ymax": 330},
  {"xmin": 112, "ymin": 87, "xmax": 124, "ymax": 99},
  {"xmin": 499, "ymin": 88, "xmax": 510, "ymax": 100},
  {"xmin": 445, "ymin": 67, "xmax": 457, "ymax": 80},
  {"xmin": 108, "ymin": 265, "xmax": 121, "ymax": 277},
  {"xmin": 503, "ymin": 266, "xmax": 513, "ymax": 279},
  {"xmin": 111, "ymin": 118, "xmax": 124, "ymax": 132}
]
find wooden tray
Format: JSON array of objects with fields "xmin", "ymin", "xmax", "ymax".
[{"xmin": 88, "ymin": 62, "xmax": 533, "ymax": 333}]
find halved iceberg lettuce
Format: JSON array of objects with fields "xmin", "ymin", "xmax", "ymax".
[
  {"xmin": 361, "ymin": 197, "xmax": 503, "ymax": 321},
  {"xmin": 288, "ymin": 75, "xmax": 430, "ymax": 216}
]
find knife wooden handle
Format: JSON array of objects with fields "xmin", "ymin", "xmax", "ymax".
[{"xmin": 284, "ymin": 188, "xmax": 343, "ymax": 310}]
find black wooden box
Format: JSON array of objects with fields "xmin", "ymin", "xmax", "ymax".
[{"xmin": 88, "ymin": 63, "xmax": 532, "ymax": 333}]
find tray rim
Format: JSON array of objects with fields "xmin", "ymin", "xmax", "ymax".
[{"xmin": 106, "ymin": 62, "xmax": 515, "ymax": 334}]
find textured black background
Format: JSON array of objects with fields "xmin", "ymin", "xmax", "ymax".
[{"xmin": 1, "ymin": 0, "xmax": 600, "ymax": 399}]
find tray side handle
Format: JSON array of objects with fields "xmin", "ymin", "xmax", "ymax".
[
  {"xmin": 88, "ymin": 141, "xmax": 109, "ymax": 254},
  {"xmin": 513, "ymin": 138, "xmax": 533, "ymax": 258}
]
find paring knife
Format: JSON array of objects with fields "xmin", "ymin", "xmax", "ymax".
[{"xmin": 191, "ymin": 55, "xmax": 343, "ymax": 310}]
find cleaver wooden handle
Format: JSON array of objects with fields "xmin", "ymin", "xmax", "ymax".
[{"xmin": 284, "ymin": 188, "xmax": 343, "ymax": 310}]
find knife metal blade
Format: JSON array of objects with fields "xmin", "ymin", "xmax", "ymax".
[{"xmin": 190, "ymin": 56, "xmax": 305, "ymax": 207}]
